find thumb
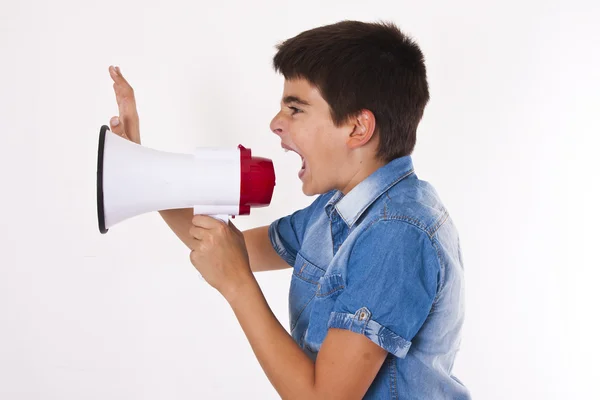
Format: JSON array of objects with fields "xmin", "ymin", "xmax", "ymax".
[{"xmin": 109, "ymin": 116, "xmax": 127, "ymax": 138}]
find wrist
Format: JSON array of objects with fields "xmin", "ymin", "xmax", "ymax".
[{"xmin": 223, "ymin": 272, "xmax": 259, "ymax": 306}]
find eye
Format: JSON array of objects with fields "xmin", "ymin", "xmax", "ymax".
[{"xmin": 288, "ymin": 106, "xmax": 302, "ymax": 115}]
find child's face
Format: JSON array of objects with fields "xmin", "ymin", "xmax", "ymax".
[{"xmin": 270, "ymin": 78, "xmax": 353, "ymax": 196}]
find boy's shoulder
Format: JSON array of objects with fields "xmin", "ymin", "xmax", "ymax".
[{"xmin": 379, "ymin": 176, "xmax": 450, "ymax": 238}]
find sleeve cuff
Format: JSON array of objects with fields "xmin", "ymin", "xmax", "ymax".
[
  {"xmin": 328, "ymin": 307, "xmax": 412, "ymax": 359},
  {"xmin": 268, "ymin": 219, "xmax": 296, "ymax": 267}
]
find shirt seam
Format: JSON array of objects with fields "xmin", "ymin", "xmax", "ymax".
[
  {"xmin": 388, "ymin": 355, "xmax": 398, "ymax": 400},
  {"xmin": 384, "ymin": 192, "xmax": 449, "ymax": 239},
  {"xmin": 290, "ymin": 291, "xmax": 317, "ymax": 332}
]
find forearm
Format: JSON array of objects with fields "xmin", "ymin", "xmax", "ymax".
[
  {"xmin": 159, "ymin": 208, "xmax": 195, "ymax": 250},
  {"xmin": 226, "ymin": 276, "xmax": 317, "ymax": 400},
  {"xmin": 243, "ymin": 226, "xmax": 292, "ymax": 272}
]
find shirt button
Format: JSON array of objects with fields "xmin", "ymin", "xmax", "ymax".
[{"xmin": 359, "ymin": 312, "xmax": 366, "ymax": 320}]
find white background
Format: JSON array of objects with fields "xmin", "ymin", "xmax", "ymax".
[{"xmin": 1, "ymin": 0, "xmax": 598, "ymax": 398}]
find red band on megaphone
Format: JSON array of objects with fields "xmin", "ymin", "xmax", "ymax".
[{"xmin": 239, "ymin": 145, "xmax": 276, "ymax": 215}]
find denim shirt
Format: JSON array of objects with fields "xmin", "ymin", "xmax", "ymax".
[{"xmin": 268, "ymin": 155, "xmax": 471, "ymax": 399}]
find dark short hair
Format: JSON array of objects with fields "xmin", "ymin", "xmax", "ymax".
[{"xmin": 272, "ymin": 20, "xmax": 430, "ymax": 162}]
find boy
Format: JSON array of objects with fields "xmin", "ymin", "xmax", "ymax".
[{"xmin": 108, "ymin": 19, "xmax": 470, "ymax": 400}]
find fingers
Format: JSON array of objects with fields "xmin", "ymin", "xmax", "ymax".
[
  {"xmin": 192, "ymin": 215, "xmax": 226, "ymax": 229},
  {"xmin": 109, "ymin": 65, "xmax": 133, "ymax": 91},
  {"xmin": 190, "ymin": 226, "xmax": 203, "ymax": 240},
  {"xmin": 108, "ymin": 65, "xmax": 136, "ymax": 112},
  {"xmin": 108, "ymin": 65, "xmax": 141, "ymax": 144}
]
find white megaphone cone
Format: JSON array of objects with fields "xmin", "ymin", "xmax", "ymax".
[{"xmin": 96, "ymin": 125, "xmax": 276, "ymax": 234}]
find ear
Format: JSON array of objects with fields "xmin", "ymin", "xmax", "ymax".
[{"xmin": 346, "ymin": 109, "xmax": 376, "ymax": 150}]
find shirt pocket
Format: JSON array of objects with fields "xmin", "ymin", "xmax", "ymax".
[
  {"xmin": 289, "ymin": 252, "xmax": 326, "ymax": 333},
  {"xmin": 304, "ymin": 274, "xmax": 346, "ymax": 353}
]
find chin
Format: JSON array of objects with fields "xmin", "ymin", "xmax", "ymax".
[
  {"xmin": 301, "ymin": 184, "xmax": 313, "ymax": 196},
  {"xmin": 301, "ymin": 181, "xmax": 316, "ymax": 196},
  {"xmin": 301, "ymin": 181, "xmax": 328, "ymax": 197}
]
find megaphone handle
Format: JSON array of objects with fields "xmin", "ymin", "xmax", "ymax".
[
  {"xmin": 192, "ymin": 206, "xmax": 231, "ymax": 223},
  {"xmin": 210, "ymin": 214, "xmax": 230, "ymax": 223}
]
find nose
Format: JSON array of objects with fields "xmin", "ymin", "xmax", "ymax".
[{"xmin": 270, "ymin": 111, "xmax": 285, "ymax": 137}]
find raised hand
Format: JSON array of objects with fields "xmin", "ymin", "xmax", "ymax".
[{"xmin": 108, "ymin": 65, "xmax": 141, "ymax": 145}]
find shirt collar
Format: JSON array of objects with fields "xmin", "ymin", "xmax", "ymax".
[{"xmin": 325, "ymin": 155, "xmax": 415, "ymax": 228}]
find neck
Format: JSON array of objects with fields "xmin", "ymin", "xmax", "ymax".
[{"xmin": 339, "ymin": 156, "xmax": 387, "ymax": 195}]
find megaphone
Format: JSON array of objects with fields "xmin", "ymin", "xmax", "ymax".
[{"xmin": 96, "ymin": 125, "xmax": 276, "ymax": 234}]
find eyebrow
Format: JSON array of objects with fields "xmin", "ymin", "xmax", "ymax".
[{"xmin": 283, "ymin": 96, "xmax": 311, "ymax": 106}]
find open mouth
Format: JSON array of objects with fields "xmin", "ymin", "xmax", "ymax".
[{"xmin": 282, "ymin": 143, "xmax": 306, "ymax": 175}]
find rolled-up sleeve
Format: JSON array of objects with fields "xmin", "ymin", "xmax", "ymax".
[
  {"xmin": 327, "ymin": 220, "xmax": 440, "ymax": 358},
  {"xmin": 268, "ymin": 194, "xmax": 327, "ymax": 267}
]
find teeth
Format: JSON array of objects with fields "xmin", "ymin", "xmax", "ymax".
[{"xmin": 284, "ymin": 148, "xmax": 290, "ymax": 152}]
